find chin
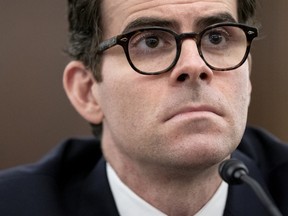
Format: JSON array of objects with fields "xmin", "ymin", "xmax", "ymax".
[{"xmin": 159, "ymin": 138, "xmax": 235, "ymax": 172}]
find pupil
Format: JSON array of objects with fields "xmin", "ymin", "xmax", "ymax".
[
  {"xmin": 145, "ymin": 37, "xmax": 159, "ymax": 48},
  {"xmin": 209, "ymin": 33, "xmax": 222, "ymax": 44}
]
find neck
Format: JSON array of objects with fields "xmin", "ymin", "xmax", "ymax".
[
  {"xmin": 102, "ymin": 128, "xmax": 224, "ymax": 215},
  {"xmin": 104, "ymin": 147, "xmax": 222, "ymax": 216}
]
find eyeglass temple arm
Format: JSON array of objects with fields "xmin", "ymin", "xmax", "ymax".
[
  {"xmin": 97, "ymin": 37, "xmax": 118, "ymax": 53},
  {"xmin": 247, "ymin": 27, "xmax": 258, "ymax": 41}
]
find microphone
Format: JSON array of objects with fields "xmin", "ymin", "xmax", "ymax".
[{"xmin": 219, "ymin": 159, "xmax": 283, "ymax": 216}]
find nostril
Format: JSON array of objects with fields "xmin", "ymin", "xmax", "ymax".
[
  {"xmin": 177, "ymin": 73, "xmax": 189, "ymax": 82},
  {"xmin": 199, "ymin": 72, "xmax": 208, "ymax": 80}
]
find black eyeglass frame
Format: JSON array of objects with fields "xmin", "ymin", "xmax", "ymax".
[{"xmin": 97, "ymin": 22, "xmax": 258, "ymax": 75}]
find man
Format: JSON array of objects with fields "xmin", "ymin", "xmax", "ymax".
[{"xmin": 0, "ymin": 0, "xmax": 287, "ymax": 215}]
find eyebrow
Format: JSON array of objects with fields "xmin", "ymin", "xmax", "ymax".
[
  {"xmin": 122, "ymin": 17, "xmax": 176, "ymax": 33},
  {"xmin": 195, "ymin": 12, "xmax": 237, "ymax": 29},
  {"xmin": 122, "ymin": 12, "xmax": 237, "ymax": 34}
]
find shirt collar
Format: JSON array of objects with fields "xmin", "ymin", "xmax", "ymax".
[{"xmin": 107, "ymin": 163, "xmax": 228, "ymax": 216}]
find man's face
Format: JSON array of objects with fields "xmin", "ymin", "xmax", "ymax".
[{"xmin": 94, "ymin": 0, "xmax": 251, "ymax": 169}]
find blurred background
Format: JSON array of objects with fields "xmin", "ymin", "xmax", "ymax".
[{"xmin": 0, "ymin": 0, "xmax": 287, "ymax": 169}]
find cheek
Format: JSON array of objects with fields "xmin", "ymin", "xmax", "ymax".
[
  {"xmin": 100, "ymin": 55, "xmax": 167, "ymax": 124},
  {"xmin": 99, "ymin": 79, "xmax": 165, "ymax": 153},
  {"xmin": 235, "ymin": 69, "xmax": 251, "ymax": 106},
  {"xmin": 98, "ymin": 66, "xmax": 158, "ymax": 134},
  {"xmin": 224, "ymin": 68, "xmax": 251, "ymax": 125},
  {"xmin": 223, "ymin": 62, "xmax": 251, "ymax": 103},
  {"xmin": 99, "ymin": 57, "xmax": 136, "ymax": 118}
]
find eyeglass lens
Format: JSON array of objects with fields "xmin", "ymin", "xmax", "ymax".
[{"xmin": 127, "ymin": 25, "xmax": 248, "ymax": 74}]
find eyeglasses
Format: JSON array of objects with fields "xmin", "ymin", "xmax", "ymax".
[{"xmin": 97, "ymin": 22, "xmax": 258, "ymax": 75}]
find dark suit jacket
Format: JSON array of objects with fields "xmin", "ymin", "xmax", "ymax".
[{"xmin": 0, "ymin": 127, "xmax": 287, "ymax": 216}]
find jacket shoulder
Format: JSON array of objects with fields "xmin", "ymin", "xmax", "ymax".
[
  {"xmin": 238, "ymin": 126, "xmax": 288, "ymax": 214},
  {"xmin": 239, "ymin": 126, "xmax": 288, "ymax": 165},
  {"xmin": 0, "ymin": 137, "xmax": 102, "ymax": 216}
]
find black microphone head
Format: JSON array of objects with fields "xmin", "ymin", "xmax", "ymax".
[{"xmin": 219, "ymin": 159, "xmax": 249, "ymax": 185}]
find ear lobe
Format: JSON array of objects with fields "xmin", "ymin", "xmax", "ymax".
[{"xmin": 63, "ymin": 61, "xmax": 104, "ymax": 124}]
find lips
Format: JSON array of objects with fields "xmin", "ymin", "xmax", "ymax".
[{"xmin": 165, "ymin": 104, "xmax": 222, "ymax": 122}]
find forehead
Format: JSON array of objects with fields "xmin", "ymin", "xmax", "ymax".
[{"xmin": 102, "ymin": 0, "xmax": 238, "ymax": 36}]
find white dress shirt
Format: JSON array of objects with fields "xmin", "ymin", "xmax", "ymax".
[{"xmin": 107, "ymin": 163, "xmax": 228, "ymax": 216}]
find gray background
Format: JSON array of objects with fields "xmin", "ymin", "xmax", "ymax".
[{"xmin": 0, "ymin": 1, "xmax": 287, "ymax": 168}]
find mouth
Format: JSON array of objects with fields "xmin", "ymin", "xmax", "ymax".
[{"xmin": 165, "ymin": 105, "xmax": 222, "ymax": 122}]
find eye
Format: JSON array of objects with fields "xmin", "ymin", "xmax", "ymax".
[
  {"xmin": 129, "ymin": 29, "xmax": 175, "ymax": 54},
  {"xmin": 201, "ymin": 27, "xmax": 231, "ymax": 50},
  {"xmin": 145, "ymin": 36, "xmax": 160, "ymax": 48},
  {"xmin": 208, "ymin": 32, "xmax": 224, "ymax": 45}
]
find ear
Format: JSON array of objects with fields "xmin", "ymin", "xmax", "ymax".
[
  {"xmin": 247, "ymin": 54, "xmax": 252, "ymax": 91},
  {"xmin": 63, "ymin": 61, "xmax": 104, "ymax": 124},
  {"xmin": 247, "ymin": 54, "xmax": 252, "ymax": 104},
  {"xmin": 248, "ymin": 54, "xmax": 252, "ymax": 75}
]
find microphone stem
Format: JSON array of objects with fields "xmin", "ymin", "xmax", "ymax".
[{"xmin": 240, "ymin": 174, "xmax": 283, "ymax": 216}]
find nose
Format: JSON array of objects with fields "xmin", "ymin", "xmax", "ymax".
[{"xmin": 169, "ymin": 39, "xmax": 213, "ymax": 85}]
